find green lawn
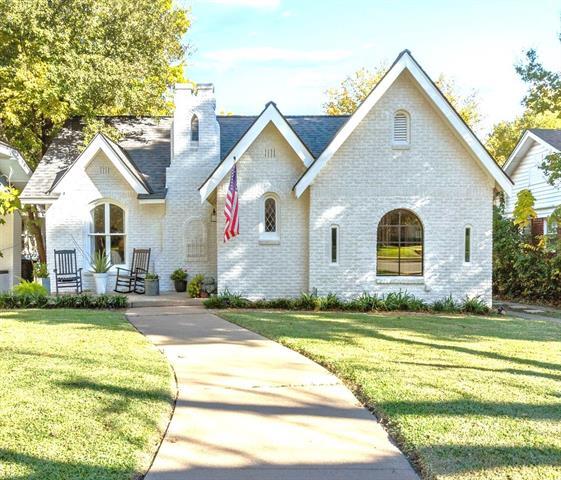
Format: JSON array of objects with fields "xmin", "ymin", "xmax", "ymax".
[
  {"xmin": 219, "ymin": 310, "xmax": 561, "ymax": 480},
  {"xmin": 0, "ymin": 309, "xmax": 174, "ymax": 480}
]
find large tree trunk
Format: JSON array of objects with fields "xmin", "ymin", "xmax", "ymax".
[{"xmin": 26, "ymin": 206, "xmax": 46, "ymax": 264}]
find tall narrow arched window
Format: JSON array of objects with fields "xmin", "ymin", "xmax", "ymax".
[
  {"xmin": 377, "ymin": 209, "xmax": 422, "ymax": 276},
  {"xmin": 393, "ymin": 110, "xmax": 410, "ymax": 146},
  {"xmin": 90, "ymin": 202, "xmax": 126, "ymax": 265},
  {"xmin": 191, "ymin": 115, "xmax": 199, "ymax": 142},
  {"xmin": 260, "ymin": 193, "xmax": 280, "ymax": 244},
  {"xmin": 264, "ymin": 197, "xmax": 277, "ymax": 232}
]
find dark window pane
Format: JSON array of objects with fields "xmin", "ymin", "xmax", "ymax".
[
  {"xmin": 109, "ymin": 204, "xmax": 124, "ymax": 233},
  {"xmin": 331, "ymin": 228, "xmax": 336, "ymax": 262},
  {"xmin": 264, "ymin": 198, "xmax": 276, "ymax": 232},
  {"xmin": 465, "ymin": 227, "xmax": 471, "ymax": 262},
  {"xmin": 378, "ymin": 226, "xmax": 399, "ymax": 243},
  {"xmin": 110, "ymin": 235, "xmax": 125, "ymax": 265},
  {"xmin": 400, "ymin": 210, "xmax": 420, "ymax": 226},
  {"xmin": 191, "ymin": 115, "xmax": 199, "ymax": 142},
  {"xmin": 92, "ymin": 235, "xmax": 106, "ymax": 256},
  {"xmin": 92, "ymin": 205, "xmax": 105, "ymax": 233}
]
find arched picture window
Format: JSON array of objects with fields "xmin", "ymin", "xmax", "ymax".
[
  {"xmin": 191, "ymin": 115, "xmax": 199, "ymax": 142},
  {"xmin": 264, "ymin": 197, "xmax": 277, "ymax": 233},
  {"xmin": 377, "ymin": 209, "xmax": 422, "ymax": 276},
  {"xmin": 393, "ymin": 110, "xmax": 410, "ymax": 146},
  {"xmin": 90, "ymin": 203, "xmax": 125, "ymax": 265}
]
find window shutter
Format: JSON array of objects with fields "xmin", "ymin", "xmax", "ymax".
[{"xmin": 393, "ymin": 112, "xmax": 409, "ymax": 144}]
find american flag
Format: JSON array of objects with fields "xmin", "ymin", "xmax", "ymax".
[{"xmin": 224, "ymin": 165, "xmax": 239, "ymax": 242}]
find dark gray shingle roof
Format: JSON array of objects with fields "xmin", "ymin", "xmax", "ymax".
[
  {"xmin": 530, "ymin": 129, "xmax": 561, "ymax": 151},
  {"xmin": 216, "ymin": 115, "xmax": 349, "ymax": 159},
  {"xmin": 22, "ymin": 114, "xmax": 349, "ymax": 199}
]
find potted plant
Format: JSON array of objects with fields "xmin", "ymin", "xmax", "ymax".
[
  {"xmin": 91, "ymin": 250, "xmax": 111, "ymax": 294},
  {"xmin": 33, "ymin": 262, "xmax": 50, "ymax": 293},
  {"xmin": 170, "ymin": 268, "xmax": 188, "ymax": 292},
  {"xmin": 187, "ymin": 273, "xmax": 204, "ymax": 298},
  {"xmin": 145, "ymin": 272, "xmax": 160, "ymax": 296}
]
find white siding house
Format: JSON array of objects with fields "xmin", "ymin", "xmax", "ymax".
[
  {"xmin": 20, "ymin": 50, "xmax": 512, "ymax": 304},
  {"xmin": 504, "ymin": 129, "xmax": 561, "ymax": 236}
]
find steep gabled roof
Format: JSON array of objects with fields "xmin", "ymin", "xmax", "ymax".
[
  {"xmin": 504, "ymin": 129, "xmax": 561, "ymax": 176},
  {"xmin": 293, "ymin": 50, "xmax": 513, "ymax": 197},
  {"xmin": 0, "ymin": 141, "xmax": 32, "ymax": 186},
  {"xmin": 199, "ymin": 102, "xmax": 320, "ymax": 202}
]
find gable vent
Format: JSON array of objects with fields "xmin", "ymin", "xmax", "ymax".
[
  {"xmin": 393, "ymin": 111, "xmax": 410, "ymax": 145},
  {"xmin": 264, "ymin": 148, "xmax": 276, "ymax": 158}
]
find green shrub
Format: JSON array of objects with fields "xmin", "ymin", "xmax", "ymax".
[
  {"xmin": 170, "ymin": 268, "xmax": 188, "ymax": 282},
  {"xmin": 0, "ymin": 293, "xmax": 128, "ymax": 310},
  {"xmin": 202, "ymin": 295, "xmax": 228, "ymax": 309},
  {"xmin": 384, "ymin": 290, "xmax": 427, "ymax": 311},
  {"xmin": 203, "ymin": 289, "xmax": 250, "ymax": 309},
  {"xmin": 188, "ymin": 274, "xmax": 204, "ymax": 298},
  {"xmin": 265, "ymin": 298, "xmax": 295, "ymax": 309},
  {"xmin": 460, "ymin": 296, "xmax": 490, "ymax": 314},
  {"xmin": 317, "ymin": 293, "xmax": 343, "ymax": 310},
  {"xmin": 13, "ymin": 280, "xmax": 48, "ymax": 297},
  {"xmin": 431, "ymin": 295, "xmax": 459, "ymax": 312},
  {"xmin": 293, "ymin": 292, "xmax": 320, "ymax": 310},
  {"xmin": 33, "ymin": 262, "xmax": 49, "ymax": 278},
  {"xmin": 345, "ymin": 292, "xmax": 383, "ymax": 312}
]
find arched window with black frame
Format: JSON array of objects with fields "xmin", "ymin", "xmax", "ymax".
[
  {"xmin": 377, "ymin": 209, "xmax": 423, "ymax": 276},
  {"xmin": 191, "ymin": 115, "xmax": 199, "ymax": 142}
]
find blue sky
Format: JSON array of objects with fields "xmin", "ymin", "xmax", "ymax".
[{"xmin": 185, "ymin": 0, "xmax": 561, "ymax": 135}]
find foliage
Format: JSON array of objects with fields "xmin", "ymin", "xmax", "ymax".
[
  {"xmin": 33, "ymin": 262, "xmax": 49, "ymax": 278},
  {"xmin": 222, "ymin": 310, "xmax": 561, "ymax": 480},
  {"xmin": 0, "ymin": 185, "xmax": 20, "ymax": 258},
  {"xmin": 204, "ymin": 290, "xmax": 490, "ymax": 314},
  {"xmin": 539, "ymin": 152, "xmax": 561, "ymax": 187},
  {"xmin": 0, "ymin": 0, "xmax": 191, "ymax": 168},
  {"xmin": 145, "ymin": 272, "xmax": 159, "ymax": 280},
  {"xmin": 0, "ymin": 292, "xmax": 128, "ymax": 309},
  {"xmin": 80, "ymin": 118, "xmax": 123, "ymax": 151},
  {"xmin": 512, "ymin": 189, "xmax": 537, "ymax": 228},
  {"xmin": 187, "ymin": 273, "xmax": 204, "ymax": 298},
  {"xmin": 323, "ymin": 66, "xmax": 482, "ymax": 130},
  {"xmin": 90, "ymin": 250, "xmax": 111, "ymax": 273},
  {"xmin": 12, "ymin": 280, "xmax": 47, "ymax": 297},
  {"xmin": 170, "ymin": 268, "xmax": 188, "ymax": 282},
  {"xmin": 0, "ymin": 309, "xmax": 172, "ymax": 479}
]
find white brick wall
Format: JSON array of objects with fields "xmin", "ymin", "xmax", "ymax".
[
  {"xmin": 216, "ymin": 123, "xmax": 309, "ymax": 298},
  {"xmin": 309, "ymin": 71, "xmax": 494, "ymax": 304}
]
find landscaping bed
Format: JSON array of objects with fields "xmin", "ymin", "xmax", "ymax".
[
  {"xmin": 0, "ymin": 309, "xmax": 174, "ymax": 480},
  {"xmin": 219, "ymin": 310, "xmax": 561, "ymax": 480}
]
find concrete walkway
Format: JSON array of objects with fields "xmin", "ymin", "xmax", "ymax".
[{"xmin": 126, "ymin": 305, "xmax": 419, "ymax": 480}]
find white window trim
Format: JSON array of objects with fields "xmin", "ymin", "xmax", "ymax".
[
  {"xmin": 392, "ymin": 110, "xmax": 410, "ymax": 149},
  {"xmin": 88, "ymin": 201, "xmax": 127, "ymax": 271},
  {"xmin": 259, "ymin": 193, "xmax": 280, "ymax": 245},
  {"xmin": 463, "ymin": 224, "xmax": 472, "ymax": 265},
  {"xmin": 329, "ymin": 225, "xmax": 339, "ymax": 265}
]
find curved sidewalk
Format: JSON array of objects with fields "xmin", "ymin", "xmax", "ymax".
[{"xmin": 127, "ymin": 305, "xmax": 419, "ymax": 480}]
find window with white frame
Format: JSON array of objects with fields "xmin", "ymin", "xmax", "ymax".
[
  {"xmin": 330, "ymin": 225, "xmax": 339, "ymax": 264},
  {"xmin": 464, "ymin": 226, "xmax": 471, "ymax": 263},
  {"xmin": 90, "ymin": 203, "xmax": 125, "ymax": 265},
  {"xmin": 393, "ymin": 110, "xmax": 410, "ymax": 146},
  {"xmin": 260, "ymin": 194, "xmax": 279, "ymax": 243}
]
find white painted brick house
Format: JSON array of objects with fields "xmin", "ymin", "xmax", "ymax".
[{"xmin": 21, "ymin": 51, "xmax": 511, "ymax": 304}]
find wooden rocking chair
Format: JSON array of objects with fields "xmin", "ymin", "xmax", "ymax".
[
  {"xmin": 114, "ymin": 248, "xmax": 151, "ymax": 294},
  {"xmin": 53, "ymin": 249, "xmax": 83, "ymax": 294}
]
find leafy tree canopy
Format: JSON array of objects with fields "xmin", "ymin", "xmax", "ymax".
[
  {"xmin": 323, "ymin": 66, "xmax": 482, "ymax": 131},
  {"xmin": 0, "ymin": 0, "xmax": 190, "ymax": 168},
  {"xmin": 513, "ymin": 189, "xmax": 537, "ymax": 228}
]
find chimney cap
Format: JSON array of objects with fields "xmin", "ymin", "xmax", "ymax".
[
  {"xmin": 175, "ymin": 83, "xmax": 195, "ymax": 91},
  {"xmin": 197, "ymin": 83, "xmax": 214, "ymax": 93}
]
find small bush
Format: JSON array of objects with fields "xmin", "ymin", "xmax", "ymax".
[
  {"xmin": 293, "ymin": 292, "xmax": 320, "ymax": 311},
  {"xmin": 203, "ymin": 289, "xmax": 250, "ymax": 309},
  {"xmin": 0, "ymin": 292, "xmax": 128, "ymax": 310},
  {"xmin": 33, "ymin": 262, "xmax": 49, "ymax": 278},
  {"xmin": 460, "ymin": 295, "xmax": 490, "ymax": 314},
  {"xmin": 170, "ymin": 268, "xmax": 188, "ymax": 282},
  {"xmin": 13, "ymin": 280, "xmax": 48, "ymax": 297},
  {"xmin": 345, "ymin": 292, "xmax": 383, "ymax": 312},
  {"xmin": 188, "ymin": 274, "xmax": 204, "ymax": 298},
  {"xmin": 431, "ymin": 295, "xmax": 459, "ymax": 312},
  {"xmin": 266, "ymin": 298, "xmax": 295, "ymax": 309},
  {"xmin": 318, "ymin": 293, "xmax": 343, "ymax": 310},
  {"xmin": 384, "ymin": 290, "xmax": 427, "ymax": 311}
]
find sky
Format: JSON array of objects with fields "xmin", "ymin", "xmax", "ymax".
[{"xmin": 184, "ymin": 0, "xmax": 561, "ymax": 136}]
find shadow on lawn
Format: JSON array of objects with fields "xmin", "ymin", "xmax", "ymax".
[
  {"xmin": 1, "ymin": 309, "xmax": 130, "ymax": 331},
  {"xmin": 0, "ymin": 449, "xmax": 131, "ymax": 480},
  {"xmin": 58, "ymin": 378, "xmax": 172, "ymax": 403}
]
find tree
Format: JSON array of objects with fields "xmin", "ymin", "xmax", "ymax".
[
  {"xmin": 512, "ymin": 189, "xmax": 537, "ymax": 229},
  {"xmin": 0, "ymin": 0, "xmax": 190, "ymax": 262},
  {"xmin": 486, "ymin": 31, "xmax": 561, "ymax": 165},
  {"xmin": 323, "ymin": 67, "xmax": 482, "ymax": 131},
  {"xmin": 0, "ymin": 185, "xmax": 20, "ymax": 258}
]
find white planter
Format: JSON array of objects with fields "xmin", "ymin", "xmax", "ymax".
[{"xmin": 93, "ymin": 273, "xmax": 108, "ymax": 294}]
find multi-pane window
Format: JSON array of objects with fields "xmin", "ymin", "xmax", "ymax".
[
  {"xmin": 464, "ymin": 226, "xmax": 471, "ymax": 263},
  {"xmin": 393, "ymin": 111, "xmax": 410, "ymax": 146},
  {"xmin": 377, "ymin": 209, "xmax": 423, "ymax": 276},
  {"xmin": 264, "ymin": 197, "xmax": 277, "ymax": 233},
  {"xmin": 90, "ymin": 203, "xmax": 125, "ymax": 265},
  {"xmin": 191, "ymin": 115, "xmax": 199, "ymax": 142},
  {"xmin": 331, "ymin": 225, "xmax": 338, "ymax": 264}
]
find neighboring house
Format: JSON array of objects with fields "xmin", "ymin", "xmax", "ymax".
[
  {"xmin": 504, "ymin": 129, "xmax": 561, "ymax": 238},
  {"xmin": 20, "ymin": 50, "xmax": 511, "ymax": 303},
  {"xmin": 0, "ymin": 141, "xmax": 31, "ymax": 291}
]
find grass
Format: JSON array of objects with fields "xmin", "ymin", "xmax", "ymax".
[
  {"xmin": 219, "ymin": 310, "xmax": 561, "ymax": 480},
  {"xmin": 0, "ymin": 309, "xmax": 174, "ymax": 480}
]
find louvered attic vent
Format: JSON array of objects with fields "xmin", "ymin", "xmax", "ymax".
[{"xmin": 393, "ymin": 111, "xmax": 409, "ymax": 145}]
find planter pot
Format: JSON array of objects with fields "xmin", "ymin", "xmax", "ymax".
[
  {"xmin": 93, "ymin": 273, "xmax": 108, "ymax": 294},
  {"xmin": 174, "ymin": 279, "xmax": 187, "ymax": 293},
  {"xmin": 200, "ymin": 290, "xmax": 209, "ymax": 298},
  {"xmin": 39, "ymin": 277, "xmax": 51, "ymax": 293},
  {"xmin": 145, "ymin": 278, "xmax": 160, "ymax": 296}
]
